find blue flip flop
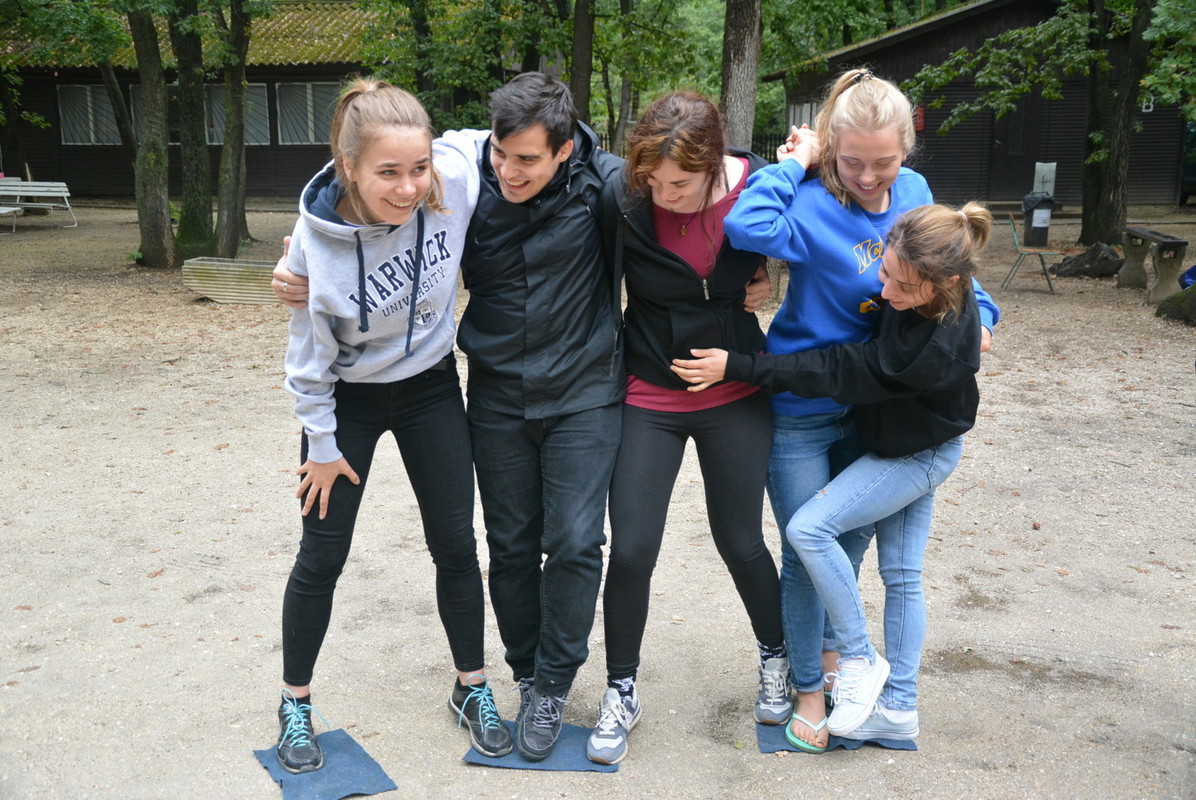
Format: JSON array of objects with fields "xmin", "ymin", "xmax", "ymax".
[{"xmin": 784, "ymin": 712, "xmax": 828, "ymax": 754}]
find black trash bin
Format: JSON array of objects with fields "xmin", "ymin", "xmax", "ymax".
[{"xmin": 1022, "ymin": 192, "xmax": 1055, "ymax": 247}]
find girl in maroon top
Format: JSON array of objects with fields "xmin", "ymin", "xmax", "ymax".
[{"xmin": 585, "ymin": 92, "xmax": 787, "ymax": 765}]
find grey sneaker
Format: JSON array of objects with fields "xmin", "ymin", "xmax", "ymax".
[
  {"xmin": 449, "ymin": 677, "xmax": 514, "ymax": 757},
  {"xmin": 754, "ymin": 657, "xmax": 793, "ymax": 725},
  {"xmin": 586, "ymin": 687, "xmax": 642, "ymax": 764},
  {"xmin": 515, "ymin": 686, "xmax": 567, "ymax": 761},
  {"xmin": 276, "ymin": 691, "xmax": 326, "ymax": 774},
  {"xmin": 827, "ymin": 655, "xmax": 890, "ymax": 736},
  {"xmin": 513, "ymin": 676, "xmax": 535, "ymax": 725},
  {"xmin": 840, "ymin": 701, "xmax": 919, "ymax": 741}
]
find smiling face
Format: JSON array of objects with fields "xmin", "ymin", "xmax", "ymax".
[
  {"xmin": 340, "ymin": 125, "xmax": 433, "ymax": 226},
  {"xmin": 878, "ymin": 247, "xmax": 947, "ymax": 312},
  {"xmin": 489, "ymin": 124, "xmax": 574, "ymax": 204},
  {"xmin": 645, "ymin": 158, "xmax": 712, "ymax": 214},
  {"xmin": 834, "ymin": 127, "xmax": 904, "ymax": 213}
]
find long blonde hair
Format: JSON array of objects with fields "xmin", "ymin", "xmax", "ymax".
[
  {"xmin": 815, "ymin": 68, "xmax": 917, "ymax": 207},
  {"xmin": 886, "ymin": 202, "xmax": 992, "ymax": 320},
  {"xmin": 329, "ymin": 76, "xmax": 445, "ymax": 223}
]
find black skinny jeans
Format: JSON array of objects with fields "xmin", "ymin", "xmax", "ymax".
[
  {"xmin": 604, "ymin": 390, "xmax": 784, "ymax": 681},
  {"xmin": 281, "ymin": 358, "xmax": 483, "ymax": 687}
]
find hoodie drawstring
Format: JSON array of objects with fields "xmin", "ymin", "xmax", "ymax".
[
  {"xmin": 354, "ymin": 230, "xmax": 369, "ymax": 334},
  {"xmin": 404, "ymin": 209, "xmax": 425, "ymax": 357},
  {"xmin": 354, "ymin": 210, "xmax": 424, "ymax": 354}
]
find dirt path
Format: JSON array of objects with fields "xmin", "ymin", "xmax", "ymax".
[{"xmin": 0, "ymin": 204, "xmax": 1192, "ymax": 798}]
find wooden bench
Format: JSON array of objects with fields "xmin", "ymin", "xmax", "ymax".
[
  {"xmin": 0, "ymin": 180, "xmax": 77, "ymax": 228},
  {"xmin": 182, "ymin": 257, "xmax": 279, "ymax": 304},
  {"xmin": 1119, "ymin": 227, "xmax": 1189, "ymax": 304}
]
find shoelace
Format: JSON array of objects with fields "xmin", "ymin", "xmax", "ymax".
[
  {"xmin": 530, "ymin": 693, "xmax": 566, "ymax": 728},
  {"xmin": 759, "ymin": 665, "xmax": 789, "ymax": 704},
  {"xmin": 280, "ymin": 691, "xmax": 330, "ymax": 746},
  {"xmin": 458, "ymin": 681, "xmax": 503, "ymax": 731},
  {"xmin": 829, "ymin": 660, "xmax": 868, "ymax": 703},
  {"xmin": 594, "ymin": 696, "xmax": 631, "ymax": 736}
]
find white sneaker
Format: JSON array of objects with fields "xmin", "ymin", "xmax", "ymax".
[
  {"xmin": 826, "ymin": 655, "xmax": 889, "ymax": 736},
  {"xmin": 586, "ymin": 687, "xmax": 642, "ymax": 764},
  {"xmin": 754, "ymin": 657, "xmax": 793, "ymax": 724},
  {"xmin": 840, "ymin": 701, "xmax": 919, "ymax": 741}
]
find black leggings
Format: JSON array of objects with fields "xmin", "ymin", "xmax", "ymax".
[
  {"xmin": 281, "ymin": 360, "xmax": 483, "ymax": 686},
  {"xmin": 603, "ymin": 390, "xmax": 783, "ymax": 681}
]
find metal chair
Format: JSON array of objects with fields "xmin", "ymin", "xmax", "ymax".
[{"xmin": 1002, "ymin": 213, "xmax": 1060, "ymax": 293}]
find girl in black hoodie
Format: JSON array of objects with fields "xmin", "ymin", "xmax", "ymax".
[
  {"xmin": 586, "ymin": 92, "xmax": 788, "ymax": 765},
  {"xmin": 673, "ymin": 202, "xmax": 992, "ymax": 748}
]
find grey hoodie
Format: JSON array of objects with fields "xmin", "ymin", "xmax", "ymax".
[{"xmin": 284, "ymin": 131, "xmax": 480, "ymax": 463}]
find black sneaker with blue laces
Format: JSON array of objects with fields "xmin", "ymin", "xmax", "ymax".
[
  {"xmin": 276, "ymin": 691, "xmax": 324, "ymax": 774},
  {"xmin": 449, "ymin": 677, "xmax": 514, "ymax": 757}
]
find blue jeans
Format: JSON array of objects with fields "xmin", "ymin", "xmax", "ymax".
[
  {"xmin": 786, "ymin": 436, "xmax": 964, "ymax": 710},
  {"xmin": 469, "ymin": 402, "xmax": 622, "ymax": 695},
  {"xmin": 767, "ymin": 411, "xmax": 873, "ymax": 694}
]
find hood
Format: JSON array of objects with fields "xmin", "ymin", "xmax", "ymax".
[{"xmin": 298, "ymin": 161, "xmax": 409, "ymax": 245}]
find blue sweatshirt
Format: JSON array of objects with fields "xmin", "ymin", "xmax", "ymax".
[{"xmin": 724, "ymin": 159, "xmax": 999, "ymax": 417}]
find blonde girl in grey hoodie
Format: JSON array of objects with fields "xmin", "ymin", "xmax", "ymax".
[{"xmin": 274, "ymin": 78, "xmax": 511, "ymax": 772}]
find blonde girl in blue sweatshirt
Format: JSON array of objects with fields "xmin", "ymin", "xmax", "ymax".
[
  {"xmin": 676, "ymin": 202, "xmax": 992, "ymax": 747},
  {"xmin": 721, "ymin": 69, "xmax": 999, "ymax": 752},
  {"xmin": 275, "ymin": 78, "xmax": 511, "ymax": 772}
]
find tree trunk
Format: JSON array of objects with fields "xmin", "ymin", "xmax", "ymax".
[
  {"xmin": 169, "ymin": 0, "xmax": 214, "ymax": 259},
  {"xmin": 128, "ymin": 9, "xmax": 177, "ymax": 269},
  {"xmin": 570, "ymin": 0, "xmax": 594, "ymax": 122},
  {"xmin": 612, "ymin": 76, "xmax": 633, "ymax": 154},
  {"xmin": 720, "ymin": 0, "xmax": 761, "ymax": 150},
  {"xmin": 215, "ymin": 0, "xmax": 252, "ymax": 257},
  {"xmin": 1080, "ymin": 0, "xmax": 1156, "ymax": 244},
  {"xmin": 1, "ymin": 75, "xmax": 29, "ymax": 178},
  {"xmin": 98, "ymin": 63, "xmax": 138, "ymax": 167},
  {"xmin": 1079, "ymin": 0, "xmax": 1109, "ymax": 245}
]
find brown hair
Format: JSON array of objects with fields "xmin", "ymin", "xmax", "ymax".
[
  {"xmin": 625, "ymin": 91, "xmax": 726, "ymax": 210},
  {"xmin": 329, "ymin": 76, "xmax": 444, "ymax": 224},
  {"xmin": 885, "ymin": 201, "xmax": 992, "ymax": 320},
  {"xmin": 815, "ymin": 68, "xmax": 917, "ymax": 207}
]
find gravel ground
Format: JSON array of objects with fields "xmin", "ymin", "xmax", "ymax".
[{"xmin": 0, "ymin": 203, "xmax": 1193, "ymax": 799}]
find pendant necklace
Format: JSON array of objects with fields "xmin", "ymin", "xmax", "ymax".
[{"xmin": 670, "ymin": 208, "xmax": 702, "ymax": 236}]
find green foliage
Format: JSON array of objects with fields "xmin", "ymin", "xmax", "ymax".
[
  {"xmin": 589, "ymin": 0, "xmax": 715, "ymax": 138},
  {"xmin": 359, "ymin": 0, "xmax": 567, "ymax": 130},
  {"xmin": 903, "ymin": 0, "xmax": 1092, "ymax": 132},
  {"xmin": 1142, "ymin": 0, "xmax": 1196, "ymax": 122}
]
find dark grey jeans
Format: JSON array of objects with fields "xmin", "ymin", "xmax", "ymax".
[{"xmin": 468, "ymin": 401, "xmax": 622, "ymax": 696}]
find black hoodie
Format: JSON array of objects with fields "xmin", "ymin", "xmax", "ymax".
[
  {"xmin": 724, "ymin": 292, "xmax": 982, "ymax": 458},
  {"xmin": 601, "ymin": 148, "xmax": 769, "ymax": 391}
]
